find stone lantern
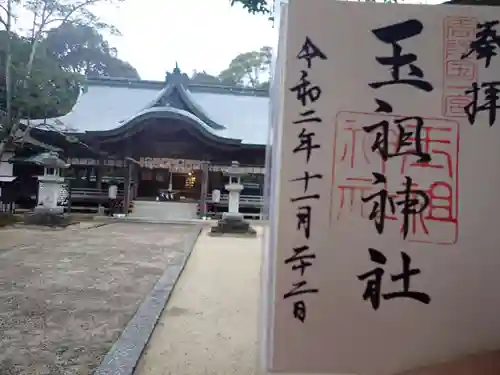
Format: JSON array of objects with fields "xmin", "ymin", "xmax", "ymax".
[
  {"xmin": 209, "ymin": 161, "xmax": 256, "ymax": 237},
  {"xmin": 34, "ymin": 152, "xmax": 70, "ymax": 213},
  {"xmin": 224, "ymin": 161, "xmax": 245, "ymax": 218},
  {"xmin": 16, "ymin": 152, "xmax": 72, "ymax": 226}
]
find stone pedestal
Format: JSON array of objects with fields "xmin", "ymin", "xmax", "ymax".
[
  {"xmin": 225, "ymin": 182, "xmax": 243, "ymax": 215},
  {"xmin": 209, "ymin": 213, "xmax": 256, "ymax": 237},
  {"xmin": 209, "ymin": 161, "xmax": 256, "ymax": 237},
  {"xmin": 26, "ymin": 168, "xmax": 71, "ymax": 226}
]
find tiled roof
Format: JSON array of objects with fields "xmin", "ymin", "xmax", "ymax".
[
  {"xmin": 188, "ymin": 91, "xmax": 269, "ymax": 145},
  {"xmin": 36, "ymin": 72, "xmax": 270, "ymax": 146}
]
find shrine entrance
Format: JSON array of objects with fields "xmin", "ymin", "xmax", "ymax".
[
  {"xmin": 137, "ymin": 168, "xmax": 202, "ymax": 201},
  {"xmin": 132, "ymin": 167, "xmax": 201, "ymax": 220}
]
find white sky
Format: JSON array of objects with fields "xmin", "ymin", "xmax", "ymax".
[
  {"xmin": 10, "ymin": 0, "xmax": 446, "ymax": 81},
  {"xmin": 97, "ymin": 0, "xmax": 275, "ymax": 80},
  {"xmin": 98, "ymin": 0, "xmax": 445, "ymax": 81}
]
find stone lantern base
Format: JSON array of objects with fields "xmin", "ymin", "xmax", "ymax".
[
  {"xmin": 24, "ymin": 210, "xmax": 72, "ymax": 227},
  {"xmin": 209, "ymin": 213, "xmax": 257, "ymax": 237}
]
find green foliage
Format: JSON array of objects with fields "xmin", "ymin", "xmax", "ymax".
[
  {"xmin": 0, "ymin": 31, "xmax": 82, "ymax": 120},
  {"xmin": 190, "ymin": 70, "xmax": 225, "ymax": 85},
  {"xmin": 218, "ymin": 46, "xmax": 271, "ymax": 88},
  {"xmin": 191, "ymin": 47, "xmax": 272, "ymax": 89},
  {"xmin": 230, "ymin": 0, "xmax": 270, "ymax": 14},
  {"xmin": 229, "ymin": 0, "xmax": 406, "ymax": 16},
  {"xmin": 0, "ymin": 0, "xmax": 134, "ymax": 157},
  {"xmin": 43, "ymin": 23, "xmax": 140, "ymax": 78},
  {"xmin": 0, "ymin": 0, "xmax": 139, "ymax": 122}
]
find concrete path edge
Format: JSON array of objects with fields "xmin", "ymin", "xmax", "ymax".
[{"xmin": 93, "ymin": 225, "xmax": 203, "ymax": 375}]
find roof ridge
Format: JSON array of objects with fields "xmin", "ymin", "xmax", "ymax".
[
  {"xmin": 85, "ymin": 76, "xmax": 269, "ymax": 97},
  {"xmin": 188, "ymin": 82, "xmax": 268, "ymax": 93}
]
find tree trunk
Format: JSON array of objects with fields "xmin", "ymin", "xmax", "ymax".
[
  {"xmin": 26, "ymin": 38, "xmax": 40, "ymax": 77},
  {"xmin": 5, "ymin": 0, "xmax": 12, "ymax": 124},
  {"xmin": 0, "ymin": 34, "xmax": 43, "ymax": 160},
  {"xmin": 0, "ymin": 0, "xmax": 13, "ymax": 161}
]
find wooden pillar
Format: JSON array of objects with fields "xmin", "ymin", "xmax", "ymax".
[
  {"xmin": 199, "ymin": 161, "xmax": 209, "ymax": 218},
  {"xmin": 96, "ymin": 157, "xmax": 104, "ymax": 190},
  {"xmin": 167, "ymin": 168, "xmax": 173, "ymax": 191},
  {"xmin": 123, "ymin": 137, "xmax": 133, "ymax": 208},
  {"xmin": 123, "ymin": 161, "xmax": 133, "ymax": 214},
  {"xmin": 86, "ymin": 167, "xmax": 92, "ymax": 186},
  {"xmin": 133, "ymin": 166, "xmax": 140, "ymax": 199}
]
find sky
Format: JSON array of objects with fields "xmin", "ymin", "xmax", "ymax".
[
  {"xmin": 97, "ymin": 0, "xmax": 276, "ymax": 81},
  {"xmin": 94, "ymin": 0, "xmax": 443, "ymax": 81},
  {"xmin": 10, "ymin": 0, "xmax": 446, "ymax": 82}
]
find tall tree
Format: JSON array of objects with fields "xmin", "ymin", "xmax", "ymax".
[
  {"xmin": 1, "ymin": 0, "xmax": 15, "ymax": 135},
  {"xmin": 0, "ymin": 0, "xmax": 125, "ymax": 159},
  {"xmin": 218, "ymin": 46, "xmax": 272, "ymax": 88},
  {"xmin": 190, "ymin": 70, "xmax": 222, "ymax": 85},
  {"xmin": 21, "ymin": 0, "xmax": 123, "ymax": 75},
  {"xmin": 43, "ymin": 23, "xmax": 140, "ymax": 79},
  {"xmin": 0, "ymin": 31, "xmax": 81, "ymax": 120}
]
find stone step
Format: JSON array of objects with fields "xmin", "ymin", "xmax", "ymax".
[{"xmin": 129, "ymin": 201, "xmax": 198, "ymax": 221}]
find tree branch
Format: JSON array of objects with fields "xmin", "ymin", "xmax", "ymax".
[
  {"xmin": 0, "ymin": 15, "xmax": 7, "ymax": 28},
  {"xmin": 32, "ymin": 0, "xmax": 52, "ymax": 41},
  {"xmin": 29, "ymin": 5, "xmax": 38, "ymax": 41},
  {"xmin": 52, "ymin": 0, "xmax": 103, "ymax": 26}
]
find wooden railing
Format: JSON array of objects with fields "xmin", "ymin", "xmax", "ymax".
[
  {"xmin": 69, "ymin": 187, "xmax": 134, "ymax": 213},
  {"xmin": 70, "ymin": 188, "xmax": 125, "ymax": 201},
  {"xmin": 205, "ymin": 194, "xmax": 264, "ymax": 207}
]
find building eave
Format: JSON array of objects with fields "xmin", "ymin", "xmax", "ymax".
[{"xmin": 85, "ymin": 107, "xmax": 243, "ymax": 146}]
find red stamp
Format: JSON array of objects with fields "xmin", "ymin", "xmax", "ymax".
[
  {"xmin": 443, "ymin": 16, "xmax": 478, "ymax": 119},
  {"xmin": 332, "ymin": 111, "xmax": 460, "ymax": 245},
  {"xmin": 444, "ymin": 16, "xmax": 476, "ymax": 39},
  {"xmin": 443, "ymin": 94, "xmax": 471, "ymax": 118},
  {"xmin": 445, "ymin": 39, "xmax": 474, "ymax": 60},
  {"xmin": 445, "ymin": 60, "xmax": 476, "ymax": 80}
]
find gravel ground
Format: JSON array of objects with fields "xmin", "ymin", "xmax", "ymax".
[{"xmin": 0, "ymin": 223, "xmax": 199, "ymax": 375}]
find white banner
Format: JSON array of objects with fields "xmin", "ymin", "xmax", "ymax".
[{"xmin": 264, "ymin": 1, "xmax": 500, "ymax": 374}]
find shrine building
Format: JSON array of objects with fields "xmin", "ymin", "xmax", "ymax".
[{"xmin": 6, "ymin": 66, "xmax": 270, "ymax": 218}]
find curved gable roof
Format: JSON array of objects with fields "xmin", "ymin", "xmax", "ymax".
[
  {"xmin": 32, "ymin": 71, "xmax": 270, "ymax": 146},
  {"xmin": 88, "ymin": 107, "xmax": 242, "ymax": 145},
  {"xmin": 145, "ymin": 84, "xmax": 226, "ymax": 130}
]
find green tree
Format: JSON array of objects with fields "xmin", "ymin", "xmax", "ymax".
[
  {"xmin": 0, "ymin": 31, "xmax": 81, "ymax": 120},
  {"xmin": 19, "ymin": 0, "xmax": 123, "ymax": 80},
  {"xmin": 230, "ymin": 0, "xmax": 271, "ymax": 15},
  {"xmin": 0, "ymin": 0, "xmax": 125, "ymax": 158},
  {"xmin": 190, "ymin": 70, "xmax": 222, "ymax": 85},
  {"xmin": 43, "ymin": 23, "xmax": 140, "ymax": 79},
  {"xmin": 218, "ymin": 46, "xmax": 271, "ymax": 88}
]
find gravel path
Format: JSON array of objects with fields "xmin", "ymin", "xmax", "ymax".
[{"xmin": 0, "ymin": 223, "xmax": 199, "ymax": 375}]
